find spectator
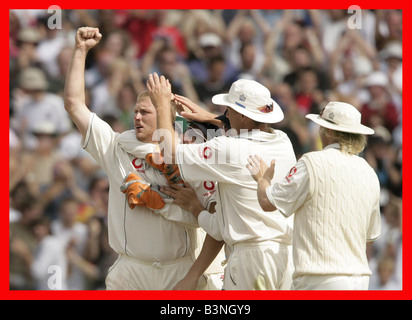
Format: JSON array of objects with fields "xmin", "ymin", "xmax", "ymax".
[
  {"xmin": 361, "ymin": 71, "xmax": 399, "ymax": 132},
  {"xmin": 193, "ymin": 55, "xmax": 232, "ymax": 111},
  {"xmin": 51, "ymin": 197, "xmax": 89, "ymax": 290},
  {"xmin": 369, "ymin": 255, "xmax": 401, "ymax": 290},
  {"xmin": 10, "ymin": 197, "xmax": 43, "ymax": 290},
  {"xmin": 379, "ymin": 40, "xmax": 402, "ymax": 114},
  {"xmin": 293, "ymin": 66, "xmax": 324, "ymax": 115},
  {"xmin": 14, "ymin": 67, "xmax": 72, "ymax": 150},
  {"xmin": 141, "ymin": 41, "xmax": 199, "ymax": 102},
  {"xmin": 188, "ymin": 32, "xmax": 238, "ymax": 86},
  {"xmin": 31, "ymin": 216, "xmax": 68, "ymax": 290}
]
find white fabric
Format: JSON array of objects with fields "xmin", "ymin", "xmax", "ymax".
[
  {"xmin": 50, "ymin": 220, "xmax": 88, "ymax": 290},
  {"xmin": 31, "ymin": 235, "xmax": 68, "ymax": 290},
  {"xmin": 212, "ymin": 79, "xmax": 284, "ymax": 124},
  {"xmin": 269, "ymin": 145, "xmax": 381, "ymax": 281},
  {"xmin": 223, "ymin": 241, "xmax": 293, "ymax": 290},
  {"xmin": 293, "ymin": 274, "xmax": 370, "ymax": 290},
  {"xmin": 16, "ymin": 93, "xmax": 71, "ymax": 149},
  {"xmin": 82, "ymin": 113, "xmax": 198, "ymax": 263},
  {"xmin": 189, "ymin": 181, "xmax": 226, "ymax": 276},
  {"xmin": 105, "ymin": 254, "xmax": 194, "ymax": 290},
  {"xmin": 176, "ymin": 128, "xmax": 296, "ymax": 248}
]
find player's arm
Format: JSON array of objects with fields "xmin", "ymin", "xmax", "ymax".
[
  {"xmin": 247, "ymin": 155, "xmax": 277, "ymax": 212},
  {"xmin": 173, "ymin": 94, "xmax": 223, "ymax": 128},
  {"xmin": 146, "ymin": 73, "xmax": 177, "ymax": 164},
  {"xmin": 174, "ymin": 235, "xmax": 224, "ymax": 290},
  {"xmin": 64, "ymin": 27, "xmax": 102, "ymax": 138}
]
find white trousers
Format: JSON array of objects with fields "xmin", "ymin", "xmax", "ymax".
[
  {"xmin": 292, "ymin": 274, "xmax": 370, "ymax": 290},
  {"xmin": 223, "ymin": 241, "xmax": 294, "ymax": 290},
  {"xmin": 105, "ymin": 254, "xmax": 194, "ymax": 290}
]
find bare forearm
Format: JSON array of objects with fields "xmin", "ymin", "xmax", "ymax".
[
  {"xmin": 188, "ymin": 235, "xmax": 224, "ymax": 279},
  {"xmin": 146, "ymin": 73, "xmax": 177, "ymax": 163},
  {"xmin": 64, "ymin": 48, "xmax": 88, "ymax": 112},
  {"xmin": 257, "ymin": 178, "xmax": 277, "ymax": 212},
  {"xmin": 64, "ymin": 27, "xmax": 101, "ymax": 137},
  {"xmin": 157, "ymin": 105, "xmax": 177, "ymax": 164}
]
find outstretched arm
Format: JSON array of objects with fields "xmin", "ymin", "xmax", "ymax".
[
  {"xmin": 173, "ymin": 94, "xmax": 223, "ymax": 128},
  {"xmin": 146, "ymin": 73, "xmax": 177, "ymax": 164},
  {"xmin": 247, "ymin": 155, "xmax": 277, "ymax": 212},
  {"xmin": 64, "ymin": 27, "xmax": 102, "ymax": 138}
]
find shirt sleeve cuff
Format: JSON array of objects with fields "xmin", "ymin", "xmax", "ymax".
[{"xmin": 198, "ymin": 210, "xmax": 223, "ymax": 241}]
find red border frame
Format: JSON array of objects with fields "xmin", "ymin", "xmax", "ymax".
[{"xmin": 4, "ymin": 1, "xmax": 410, "ymax": 301}]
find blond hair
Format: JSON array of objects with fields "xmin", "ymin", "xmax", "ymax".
[
  {"xmin": 320, "ymin": 127, "xmax": 367, "ymax": 155},
  {"xmin": 136, "ymin": 90, "xmax": 177, "ymax": 125}
]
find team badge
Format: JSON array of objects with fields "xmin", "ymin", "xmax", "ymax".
[{"xmin": 257, "ymin": 103, "xmax": 274, "ymax": 113}]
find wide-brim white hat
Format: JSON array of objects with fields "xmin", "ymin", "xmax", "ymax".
[
  {"xmin": 212, "ymin": 79, "xmax": 284, "ymax": 124},
  {"xmin": 306, "ymin": 101, "xmax": 374, "ymax": 135}
]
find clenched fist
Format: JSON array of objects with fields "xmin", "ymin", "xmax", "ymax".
[{"xmin": 75, "ymin": 27, "xmax": 102, "ymax": 52}]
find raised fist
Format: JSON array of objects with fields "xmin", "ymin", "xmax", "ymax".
[{"xmin": 75, "ymin": 27, "xmax": 102, "ymax": 51}]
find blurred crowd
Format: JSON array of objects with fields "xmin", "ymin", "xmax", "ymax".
[{"xmin": 9, "ymin": 9, "xmax": 402, "ymax": 290}]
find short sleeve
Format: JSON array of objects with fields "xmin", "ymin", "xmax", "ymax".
[
  {"xmin": 81, "ymin": 113, "xmax": 118, "ymax": 173},
  {"xmin": 176, "ymin": 137, "xmax": 244, "ymax": 183},
  {"xmin": 198, "ymin": 210, "xmax": 223, "ymax": 241},
  {"xmin": 266, "ymin": 160, "xmax": 310, "ymax": 217}
]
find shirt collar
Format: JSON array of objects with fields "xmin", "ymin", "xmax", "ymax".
[
  {"xmin": 323, "ymin": 143, "xmax": 341, "ymax": 150},
  {"xmin": 235, "ymin": 128, "xmax": 276, "ymax": 142}
]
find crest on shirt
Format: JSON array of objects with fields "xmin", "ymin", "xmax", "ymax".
[{"xmin": 285, "ymin": 166, "xmax": 297, "ymax": 183}]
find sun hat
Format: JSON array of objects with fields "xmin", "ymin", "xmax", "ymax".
[
  {"xmin": 19, "ymin": 67, "xmax": 48, "ymax": 91},
  {"xmin": 17, "ymin": 27, "xmax": 42, "ymax": 44},
  {"xmin": 379, "ymin": 41, "xmax": 402, "ymax": 61},
  {"xmin": 198, "ymin": 33, "xmax": 222, "ymax": 48},
  {"xmin": 211, "ymin": 79, "xmax": 284, "ymax": 124},
  {"xmin": 305, "ymin": 101, "xmax": 374, "ymax": 135},
  {"xmin": 364, "ymin": 71, "xmax": 388, "ymax": 88},
  {"xmin": 31, "ymin": 121, "xmax": 58, "ymax": 137}
]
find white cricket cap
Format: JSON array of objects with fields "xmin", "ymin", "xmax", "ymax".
[
  {"xmin": 306, "ymin": 101, "xmax": 374, "ymax": 135},
  {"xmin": 212, "ymin": 79, "xmax": 284, "ymax": 124}
]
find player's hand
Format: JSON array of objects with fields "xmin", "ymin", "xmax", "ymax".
[
  {"xmin": 173, "ymin": 273, "xmax": 199, "ymax": 290},
  {"xmin": 174, "ymin": 94, "xmax": 218, "ymax": 123},
  {"xmin": 76, "ymin": 27, "xmax": 102, "ymax": 52},
  {"xmin": 247, "ymin": 155, "xmax": 275, "ymax": 183},
  {"xmin": 145, "ymin": 153, "xmax": 184, "ymax": 185},
  {"xmin": 160, "ymin": 183, "xmax": 204, "ymax": 216},
  {"xmin": 146, "ymin": 72, "xmax": 173, "ymax": 111}
]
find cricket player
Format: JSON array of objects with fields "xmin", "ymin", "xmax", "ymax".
[
  {"xmin": 64, "ymin": 27, "xmax": 220, "ymax": 290},
  {"xmin": 147, "ymin": 73, "xmax": 296, "ymax": 290},
  {"xmin": 247, "ymin": 101, "xmax": 381, "ymax": 290}
]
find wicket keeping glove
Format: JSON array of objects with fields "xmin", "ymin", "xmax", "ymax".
[
  {"xmin": 145, "ymin": 153, "xmax": 184, "ymax": 186},
  {"xmin": 120, "ymin": 172, "xmax": 165, "ymax": 210}
]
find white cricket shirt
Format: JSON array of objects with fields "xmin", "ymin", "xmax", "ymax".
[
  {"xmin": 176, "ymin": 128, "xmax": 296, "ymax": 247},
  {"xmin": 82, "ymin": 113, "xmax": 199, "ymax": 262}
]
